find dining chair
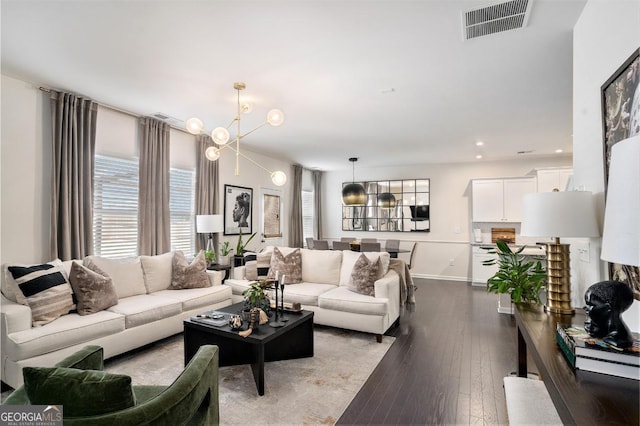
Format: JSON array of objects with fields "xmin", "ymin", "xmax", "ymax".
[
  {"xmin": 340, "ymin": 237, "xmax": 354, "ymax": 242},
  {"xmin": 399, "ymin": 242, "xmax": 416, "ymax": 269},
  {"xmin": 332, "ymin": 241, "xmax": 351, "ymax": 250},
  {"xmin": 361, "ymin": 238, "xmax": 378, "ymax": 243},
  {"xmin": 305, "ymin": 237, "xmax": 314, "ymax": 249},
  {"xmin": 360, "ymin": 242, "xmax": 381, "ymax": 252},
  {"xmin": 385, "ymin": 239, "xmax": 400, "ymax": 251},
  {"xmin": 312, "ymin": 240, "xmax": 330, "ymax": 250}
]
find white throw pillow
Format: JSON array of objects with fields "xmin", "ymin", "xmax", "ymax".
[
  {"xmin": 140, "ymin": 251, "xmax": 174, "ymax": 293},
  {"xmin": 301, "ymin": 248, "xmax": 342, "ymax": 285},
  {"xmin": 339, "ymin": 250, "xmax": 390, "ymax": 286},
  {"xmin": 84, "ymin": 256, "xmax": 146, "ymax": 299}
]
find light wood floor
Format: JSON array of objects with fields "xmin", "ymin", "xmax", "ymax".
[{"xmin": 337, "ymin": 278, "xmax": 518, "ymax": 425}]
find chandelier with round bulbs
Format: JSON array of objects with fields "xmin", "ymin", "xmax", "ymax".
[{"xmin": 185, "ymin": 82, "xmax": 287, "ymax": 186}]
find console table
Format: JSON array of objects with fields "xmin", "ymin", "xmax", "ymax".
[{"xmin": 515, "ymin": 303, "xmax": 639, "ymax": 425}]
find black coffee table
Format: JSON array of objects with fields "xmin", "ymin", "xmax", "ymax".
[{"xmin": 183, "ymin": 302, "xmax": 314, "ymax": 395}]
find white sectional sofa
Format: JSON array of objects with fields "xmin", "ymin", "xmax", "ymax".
[
  {"xmin": 225, "ymin": 247, "xmax": 401, "ymax": 342},
  {"xmin": 0, "ymin": 252, "xmax": 232, "ymax": 389}
]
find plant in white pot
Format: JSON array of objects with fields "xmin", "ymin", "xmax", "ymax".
[
  {"xmin": 483, "ymin": 240, "xmax": 547, "ymax": 305},
  {"xmin": 218, "ymin": 241, "xmax": 233, "ymax": 266}
]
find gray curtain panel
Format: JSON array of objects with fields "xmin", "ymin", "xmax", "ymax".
[
  {"xmin": 195, "ymin": 135, "xmax": 220, "ymax": 252},
  {"xmin": 313, "ymin": 170, "xmax": 323, "ymax": 240},
  {"xmin": 290, "ymin": 164, "xmax": 304, "ymax": 248},
  {"xmin": 50, "ymin": 91, "xmax": 98, "ymax": 260},
  {"xmin": 138, "ymin": 117, "xmax": 171, "ymax": 256}
]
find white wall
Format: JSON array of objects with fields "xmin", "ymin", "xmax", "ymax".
[
  {"xmin": 573, "ymin": 0, "xmax": 640, "ymax": 317},
  {"xmin": 1, "ymin": 76, "xmax": 51, "ymax": 264},
  {"xmin": 322, "ymin": 156, "xmax": 572, "ymax": 281},
  {"xmin": 0, "ymin": 74, "xmax": 291, "ymax": 265}
]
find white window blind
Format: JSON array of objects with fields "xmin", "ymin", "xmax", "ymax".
[
  {"xmin": 302, "ymin": 189, "xmax": 314, "ymax": 242},
  {"xmin": 93, "ymin": 155, "xmax": 139, "ymax": 257},
  {"xmin": 170, "ymin": 167, "xmax": 195, "ymax": 254},
  {"xmin": 93, "ymin": 155, "xmax": 196, "ymax": 258}
]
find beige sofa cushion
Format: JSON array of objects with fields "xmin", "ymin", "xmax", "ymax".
[
  {"xmin": 339, "ymin": 250, "xmax": 390, "ymax": 286},
  {"xmin": 301, "ymin": 249, "xmax": 342, "ymax": 285},
  {"xmin": 106, "ymin": 294, "xmax": 181, "ymax": 329},
  {"xmin": 318, "ymin": 286, "xmax": 388, "ymax": 316},
  {"xmin": 153, "ymin": 285, "xmax": 232, "ymax": 311},
  {"xmin": 4, "ymin": 310, "xmax": 125, "ymax": 361},
  {"xmin": 84, "ymin": 256, "xmax": 146, "ymax": 299},
  {"xmin": 280, "ymin": 283, "xmax": 337, "ymax": 306},
  {"xmin": 140, "ymin": 251, "xmax": 174, "ymax": 293}
]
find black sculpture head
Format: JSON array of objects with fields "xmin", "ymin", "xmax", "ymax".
[{"xmin": 584, "ymin": 280, "xmax": 634, "ymax": 348}]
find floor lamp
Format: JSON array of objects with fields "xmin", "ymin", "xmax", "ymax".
[
  {"xmin": 196, "ymin": 215, "xmax": 224, "ymax": 257},
  {"xmin": 520, "ymin": 191, "xmax": 600, "ymax": 314},
  {"xmin": 601, "ymin": 135, "xmax": 640, "ymax": 282}
]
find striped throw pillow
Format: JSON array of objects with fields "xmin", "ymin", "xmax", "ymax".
[
  {"xmin": 245, "ymin": 251, "xmax": 272, "ymax": 281},
  {"xmin": 8, "ymin": 260, "xmax": 74, "ymax": 326}
]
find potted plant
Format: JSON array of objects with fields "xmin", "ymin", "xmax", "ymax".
[
  {"xmin": 482, "ymin": 240, "xmax": 546, "ymax": 305},
  {"xmin": 203, "ymin": 249, "xmax": 216, "ymax": 267},
  {"xmin": 218, "ymin": 241, "xmax": 233, "ymax": 266},
  {"xmin": 242, "ymin": 280, "xmax": 271, "ymax": 319},
  {"xmin": 234, "ymin": 229, "xmax": 257, "ymax": 267}
]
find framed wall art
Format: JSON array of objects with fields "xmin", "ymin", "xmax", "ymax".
[
  {"xmin": 262, "ymin": 191, "xmax": 282, "ymax": 238},
  {"xmin": 601, "ymin": 48, "xmax": 639, "ymax": 299},
  {"xmin": 224, "ymin": 184, "xmax": 253, "ymax": 236}
]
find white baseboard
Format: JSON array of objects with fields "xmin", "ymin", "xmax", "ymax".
[{"xmin": 411, "ymin": 273, "xmax": 468, "ymax": 282}]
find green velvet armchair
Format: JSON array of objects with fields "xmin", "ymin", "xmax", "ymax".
[{"xmin": 3, "ymin": 344, "xmax": 219, "ymax": 425}]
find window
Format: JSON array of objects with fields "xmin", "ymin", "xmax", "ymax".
[
  {"xmin": 169, "ymin": 167, "xmax": 195, "ymax": 253},
  {"xmin": 93, "ymin": 155, "xmax": 139, "ymax": 257},
  {"xmin": 93, "ymin": 155, "xmax": 196, "ymax": 257},
  {"xmin": 302, "ymin": 189, "xmax": 314, "ymax": 243}
]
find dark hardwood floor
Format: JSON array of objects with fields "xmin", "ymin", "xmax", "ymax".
[{"xmin": 338, "ymin": 278, "xmax": 519, "ymax": 425}]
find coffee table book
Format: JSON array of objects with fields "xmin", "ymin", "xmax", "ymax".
[{"xmin": 556, "ymin": 324, "xmax": 640, "ymax": 380}]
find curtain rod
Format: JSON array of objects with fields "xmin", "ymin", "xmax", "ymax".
[{"xmin": 38, "ymin": 86, "xmax": 191, "ymax": 134}]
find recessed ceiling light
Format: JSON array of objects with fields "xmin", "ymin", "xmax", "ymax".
[
  {"xmin": 555, "ymin": 149, "xmax": 563, "ymax": 153},
  {"xmin": 475, "ymin": 154, "xmax": 483, "ymax": 159},
  {"xmin": 475, "ymin": 141, "xmax": 484, "ymax": 146}
]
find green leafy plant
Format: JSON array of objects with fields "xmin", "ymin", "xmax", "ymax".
[
  {"xmin": 483, "ymin": 240, "xmax": 547, "ymax": 304},
  {"xmin": 242, "ymin": 280, "xmax": 271, "ymax": 312},
  {"xmin": 236, "ymin": 229, "xmax": 257, "ymax": 254},
  {"xmin": 204, "ymin": 249, "xmax": 216, "ymax": 264},
  {"xmin": 219, "ymin": 241, "xmax": 233, "ymax": 256}
]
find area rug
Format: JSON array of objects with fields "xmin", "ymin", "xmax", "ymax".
[{"xmin": 103, "ymin": 326, "xmax": 394, "ymax": 425}]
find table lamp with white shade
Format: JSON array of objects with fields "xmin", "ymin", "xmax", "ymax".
[
  {"xmin": 196, "ymin": 214, "xmax": 224, "ymax": 256},
  {"xmin": 600, "ymin": 135, "xmax": 640, "ymax": 277},
  {"xmin": 587, "ymin": 134, "xmax": 640, "ymax": 347},
  {"xmin": 520, "ymin": 191, "xmax": 600, "ymax": 314}
]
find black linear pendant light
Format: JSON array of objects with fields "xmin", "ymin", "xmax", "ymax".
[{"xmin": 342, "ymin": 157, "xmax": 366, "ymax": 206}]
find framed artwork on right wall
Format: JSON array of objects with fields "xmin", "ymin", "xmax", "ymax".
[{"xmin": 600, "ymin": 47, "xmax": 640, "ymax": 299}]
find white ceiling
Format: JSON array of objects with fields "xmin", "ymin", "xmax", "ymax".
[{"xmin": 1, "ymin": 0, "xmax": 585, "ymax": 171}]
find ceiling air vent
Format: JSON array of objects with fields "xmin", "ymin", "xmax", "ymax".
[
  {"xmin": 150, "ymin": 112, "xmax": 184, "ymax": 127},
  {"xmin": 462, "ymin": 0, "xmax": 532, "ymax": 41}
]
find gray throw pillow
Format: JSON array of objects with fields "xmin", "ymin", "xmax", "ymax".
[
  {"xmin": 348, "ymin": 254, "xmax": 380, "ymax": 296},
  {"xmin": 170, "ymin": 251, "xmax": 210, "ymax": 289},
  {"xmin": 266, "ymin": 247, "xmax": 302, "ymax": 283},
  {"xmin": 68, "ymin": 260, "xmax": 118, "ymax": 315}
]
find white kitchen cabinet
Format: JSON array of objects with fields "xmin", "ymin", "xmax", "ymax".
[
  {"xmin": 471, "ymin": 245, "xmax": 498, "ymax": 287},
  {"xmin": 471, "ymin": 177, "xmax": 536, "ymax": 222},
  {"xmin": 536, "ymin": 168, "xmax": 573, "ymax": 192}
]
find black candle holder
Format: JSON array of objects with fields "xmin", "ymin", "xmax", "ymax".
[
  {"xmin": 269, "ymin": 279, "xmax": 285, "ymax": 328},
  {"xmin": 280, "ymin": 281, "xmax": 288, "ymax": 322}
]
